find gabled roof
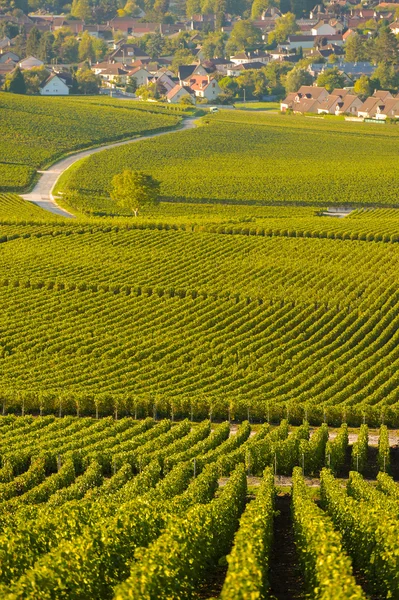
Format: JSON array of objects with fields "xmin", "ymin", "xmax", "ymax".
[
  {"xmin": 373, "ymin": 90, "xmax": 392, "ymax": 101},
  {"xmin": 297, "ymin": 85, "xmax": 327, "ymax": 99},
  {"xmin": 166, "ymin": 84, "xmax": 192, "ymax": 99},
  {"xmin": 178, "ymin": 64, "xmax": 197, "ymax": 81},
  {"xmin": 337, "ymin": 94, "xmax": 362, "ymax": 112},
  {"xmin": 40, "ymin": 73, "xmax": 71, "ymax": 89}
]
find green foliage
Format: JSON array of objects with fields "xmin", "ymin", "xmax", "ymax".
[
  {"xmin": 316, "ymin": 67, "xmax": 346, "ymax": 92},
  {"xmin": 351, "ymin": 424, "xmax": 368, "ymax": 473},
  {"xmin": 377, "ymin": 424, "xmax": 390, "ymax": 473},
  {"xmin": 325, "ymin": 423, "xmax": 348, "ymax": 475},
  {"xmin": 4, "ymin": 67, "xmax": 26, "ymax": 95},
  {"xmin": 321, "ymin": 468, "xmax": 399, "ymax": 598},
  {"xmin": 220, "ymin": 467, "xmax": 274, "ymax": 599},
  {"xmin": 111, "ymin": 170, "xmax": 160, "ymax": 216},
  {"xmin": 293, "ymin": 467, "xmax": 366, "ymax": 600},
  {"xmin": 300, "ymin": 423, "xmax": 328, "ymax": 475},
  {"xmin": 114, "ymin": 464, "xmax": 247, "ymax": 599}
]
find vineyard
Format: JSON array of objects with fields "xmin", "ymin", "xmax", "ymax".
[
  {"xmin": 1, "ymin": 217, "xmax": 399, "ymax": 422},
  {"xmin": 0, "ymin": 93, "xmax": 180, "ymax": 192},
  {"xmin": 58, "ymin": 110, "xmax": 399, "ymax": 210},
  {"xmin": 0, "ymin": 416, "xmax": 395, "ymax": 599}
]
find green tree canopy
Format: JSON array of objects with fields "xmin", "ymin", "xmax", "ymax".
[
  {"xmin": 316, "ymin": 67, "xmax": 345, "ymax": 92},
  {"xmin": 5, "ymin": 66, "xmax": 26, "ymax": 94},
  {"xmin": 373, "ymin": 27, "xmax": 399, "ymax": 64},
  {"xmin": 345, "ymin": 33, "xmax": 366, "ymax": 62},
  {"xmin": 226, "ymin": 20, "xmax": 262, "ymax": 53},
  {"xmin": 268, "ymin": 12, "xmax": 297, "ymax": 44},
  {"xmin": 111, "ymin": 170, "xmax": 161, "ymax": 216},
  {"xmin": 353, "ymin": 75, "xmax": 373, "ymax": 99},
  {"xmin": 284, "ymin": 67, "xmax": 312, "ymax": 92},
  {"xmin": 76, "ymin": 67, "xmax": 100, "ymax": 94},
  {"xmin": 79, "ymin": 31, "xmax": 96, "ymax": 62},
  {"xmin": 371, "ymin": 62, "xmax": 398, "ymax": 91},
  {"xmin": 26, "ymin": 25, "xmax": 41, "ymax": 57}
]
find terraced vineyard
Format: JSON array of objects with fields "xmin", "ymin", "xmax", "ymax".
[
  {"xmin": 0, "ymin": 416, "xmax": 396, "ymax": 599},
  {"xmin": 0, "ymin": 94, "xmax": 180, "ymax": 192}
]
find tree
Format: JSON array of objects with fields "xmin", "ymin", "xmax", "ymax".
[
  {"xmin": 372, "ymin": 62, "xmax": 398, "ymax": 91},
  {"xmin": 38, "ymin": 32, "xmax": 55, "ymax": 62},
  {"xmin": 345, "ymin": 33, "xmax": 366, "ymax": 62},
  {"xmin": 5, "ymin": 66, "xmax": 26, "ymax": 94},
  {"xmin": 76, "ymin": 67, "xmax": 100, "ymax": 93},
  {"xmin": 226, "ymin": 20, "xmax": 262, "ymax": 53},
  {"xmin": 251, "ymin": 0, "xmax": 277, "ymax": 19},
  {"xmin": 316, "ymin": 67, "xmax": 345, "ymax": 92},
  {"xmin": 219, "ymin": 75, "xmax": 239, "ymax": 99},
  {"xmin": 23, "ymin": 66, "xmax": 50, "ymax": 93},
  {"xmin": 268, "ymin": 12, "xmax": 297, "ymax": 45},
  {"xmin": 110, "ymin": 170, "xmax": 160, "ymax": 216},
  {"xmin": 171, "ymin": 48, "xmax": 195, "ymax": 72},
  {"xmin": 373, "ymin": 27, "xmax": 398, "ymax": 64},
  {"xmin": 201, "ymin": 32, "xmax": 225, "ymax": 59},
  {"xmin": 59, "ymin": 36, "xmax": 79, "ymax": 63},
  {"xmin": 284, "ymin": 67, "xmax": 312, "ymax": 92},
  {"xmin": 79, "ymin": 31, "xmax": 96, "ymax": 62},
  {"xmin": 354, "ymin": 75, "xmax": 373, "ymax": 99},
  {"xmin": 126, "ymin": 75, "xmax": 138, "ymax": 93},
  {"xmin": 71, "ymin": 0, "xmax": 92, "ymax": 21},
  {"xmin": 26, "ymin": 25, "xmax": 41, "ymax": 57},
  {"xmin": 145, "ymin": 33, "xmax": 164, "ymax": 59}
]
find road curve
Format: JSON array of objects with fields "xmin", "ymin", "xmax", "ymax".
[{"xmin": 20, "ymin": 117, "xmax": 198, "ymax": 219}]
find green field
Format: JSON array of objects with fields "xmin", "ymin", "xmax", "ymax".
[
  {"xmin": 58, "ymin": 110, "xmax": 399, "ymax": 212},
  {"xmin": 0, "ymin": 93, "xmax": 180, "ymax": 192}
]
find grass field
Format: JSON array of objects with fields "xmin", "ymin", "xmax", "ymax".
[{"xmin": 58, "ymin": 110, "xmax": 399, "ymax": 212}]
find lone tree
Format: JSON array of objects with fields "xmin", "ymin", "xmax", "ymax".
[{"xmin": 111, "ymin": 170, "xmax": 160, "ymax": 217}]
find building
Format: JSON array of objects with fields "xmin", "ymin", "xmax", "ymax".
[
  {"xmin": 280, "ymin": 85, "xmax": 329, "ymax": 112},
  {"xmin": 127, "ymin": 66, "xmax": 151, "ymax": 86},
  {"xmin": 39, "ymin": 73, "xmax": 71, "ymax": 95},
  {"xmin": 166, "ymin": 84, "xmax": 194, "ymax": 103},
  {"xmin": 19, "ymin": 56, "xmax": 44, "ymax": 70},
  {"xmin": 230, "ymin": 50, "xmax": 270, "ymax": 65}
]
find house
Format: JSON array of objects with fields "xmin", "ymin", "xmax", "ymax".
[
  {"xmin": 334, "ymin": 94, "xmax": 363, "ymax": 115},
  {"xmin": 127, "ymin": 66, "xmax": 151, "ymax": 87},
  {"xmin": 186, "ymin": 75, "xmax": 222, "ymax": 101},
  {"xmin": 0, "ymin": 50, "xmax": 19, "ymax": 63},
  {"xmin": 280, "ymin": 85, "xmax": 329, "ymax": 112},
  {"xmin": 153, "ymin": 72, "xmax": 176, "ymax": 93},
  {"xmin": 178, "ymin": 63, "xmax": 209, "ymax": 82},
  {"xmin": 373, "ymin": 90, "xmax": 393, "ymax": 102},
  {"xmin": 108, "ymin": 15, "xmax": 146, "ymax": 35},
  {"xmin": 311, "ymin": 21, "xmax": 337, "ymax": 35},
  {"xmin": 205, "ymin": 58, "xmax": 233, "ymax": 74},
  {"xmin": 19, "ymin": 56, "xmax": 44, "ymax": 70},
  {"xmin": 227, "ymin": 61, "xmax": 265, "ymax": 76},
  {"xmin": 166, "ymin": 84, "xmax": 194, "ymax": 104},
  {"xmin": 39, "ymin": 73, "xmax": 71, "ymax": 95},
  {"xmin": 357, "ymin": 92, "xmax": 393, "ymax": 118},
  {"xmin": 109, "ymin": 44, "xmax": 150, "ymax": 64},
  {"xmin": 230, "ymin": 50, "xmax": 270, "ymax": 65},
  {"xmin": 374, "ymin": 98, "xmax": 399, "ymax": 120}
]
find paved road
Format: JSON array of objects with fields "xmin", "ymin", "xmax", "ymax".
[{"xmin": 21, "ymin": 118, "xmax": 197, "ymax": 219}]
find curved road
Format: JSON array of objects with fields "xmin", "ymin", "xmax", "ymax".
[{"xmin": 21, "ymin": 117, "xmax": 197, "ymax": 219}]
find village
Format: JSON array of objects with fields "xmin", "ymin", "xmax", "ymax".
[{"xmin": 0, "ymin": 0, "xmax": 399, "ymax": 104}]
